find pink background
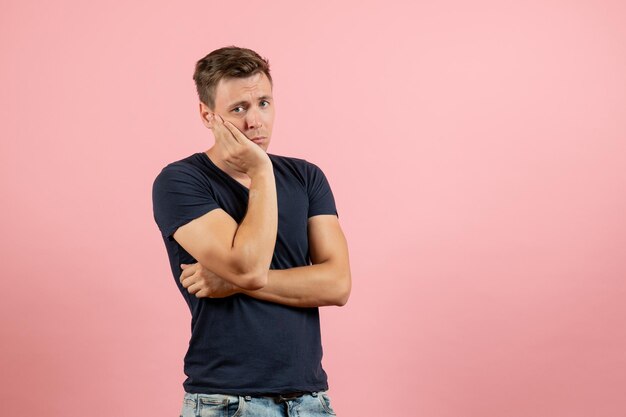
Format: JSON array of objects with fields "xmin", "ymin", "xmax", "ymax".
[{"xmin": 1, "ymin": 0, "xmax": 625, "ymax": 416}]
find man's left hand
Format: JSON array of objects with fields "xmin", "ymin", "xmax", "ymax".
[{"xmin": 179, "ymin": 262, "xmax": 240, "ymax": 298}]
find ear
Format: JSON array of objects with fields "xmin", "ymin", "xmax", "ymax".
[{"xmin": 199, "ymin": 102, "xmax": 215, "ymax": 129}]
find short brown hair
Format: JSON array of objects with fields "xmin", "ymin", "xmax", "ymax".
[{"xmin": 193, "ymin": 46, "xmax": 272, "ymax": 110}]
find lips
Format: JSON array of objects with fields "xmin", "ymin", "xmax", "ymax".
[{"xmin": 250, "ymin": 136, "xmax": 265, "ymax": 143}]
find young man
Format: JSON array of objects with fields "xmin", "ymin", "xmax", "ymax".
[{"xmin": 152, "ymin": 46, "xmax": 351, "ymax": 416}]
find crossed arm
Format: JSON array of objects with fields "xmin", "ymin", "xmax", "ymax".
[{"xmin": 175, "ymin": 213, "xmax": 352, "ymax": 308}]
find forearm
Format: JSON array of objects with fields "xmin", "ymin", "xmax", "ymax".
[
  {"xmin": 240, "ymin": 261, "xmax": 351, "ymax": 308},
  {"xmin": 231, "ymin": 169, "xmax": 277, "ymax": 284}
]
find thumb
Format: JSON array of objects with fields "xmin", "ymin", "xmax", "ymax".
[{"xmin": 180, "ymin": 263, "xmax": 188, "ymax": 268}]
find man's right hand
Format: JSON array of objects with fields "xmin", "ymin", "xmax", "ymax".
[{"xmin": 209, "ymin": 113, "xmax": 271, "ymax": 177}]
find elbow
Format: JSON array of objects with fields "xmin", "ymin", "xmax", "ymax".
[
  {"xmin": 231, "ymin": 247, "xmax": 270, "ymax": 290},
  {"xmin": 335, "ymin": 289, "xmax": 350, "ymax": 307},
  {"xmin": 229, "ymin": 253, "xmax": 269, "ymax": 290},
  {"xmin": 237, "ymin": 268, "xmax": 268, "ymax": 291},
  {"xmin": 243, "ymin": 274, "xmax": 268, "ymax": 291},
  {"xmin": 333, "ymin": 296, "xmax": 349, "ymax": 307},
  {"xmin": 196, "ymin": 249, "xmax": 268, "ymax": 290},
  {"xmin": 332, "ymin": 272, "xmax": 352, "ymax": 307}
]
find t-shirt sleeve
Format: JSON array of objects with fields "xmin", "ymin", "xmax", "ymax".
[
  {"xmin": 152, "ymin": 164, "xmax": 220, "ymax": 241},
  {"xmin": 306, "ymin": 162, "xmax": 339, "ymax": 218}
]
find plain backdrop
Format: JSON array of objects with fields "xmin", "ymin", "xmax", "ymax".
[{"xmin": 1, "ymin": 0, "xmax": 625, "ymax": 416}]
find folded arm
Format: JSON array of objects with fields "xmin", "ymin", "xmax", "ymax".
[
  {"xmin": 173, "ymin": 168, "xmax": 277, "ymax": 290},
  {"xmin": 240, "ymin": 214, "xmax": 351, "ymax": 307},
  {"xmin": 180, "ymin": 214, "xmax": 351, "ymax": 307}
]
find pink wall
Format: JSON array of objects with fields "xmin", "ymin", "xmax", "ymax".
[{"xmin": 1, "ymin": 0, "xmax": 625, "ymax": 416}]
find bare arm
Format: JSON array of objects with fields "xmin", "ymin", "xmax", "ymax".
[
  {"xmin": 238, "ymin": 214, "xmax": 351, "ymax": 306},
  {"xmin": 179, "ymin": 215, "xmax": 351, "ymax": 304},
  {"xmin": 173, "ymin": 116, "xmax": 277, "ymax": 290}
]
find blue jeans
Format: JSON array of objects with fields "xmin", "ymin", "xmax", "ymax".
[{"xmin": 180, "ymin": 391, "xmax": 337, "ymax": 417}]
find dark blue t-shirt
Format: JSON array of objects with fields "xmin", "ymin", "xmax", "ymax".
[{"xmin": 151, "ymin": 151, "xmax": 338, "ymax": 395}]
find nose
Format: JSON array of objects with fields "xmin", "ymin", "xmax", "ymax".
[{"xmin": 245, "ymin": 108, "xmax": 262, "ymax": 130}]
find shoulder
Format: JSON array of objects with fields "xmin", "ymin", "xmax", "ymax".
[
  {"xmin": 152, "ymin": 152, "xmax": 209, "ymax": 190},
  {"xmin": 268, "ymin": 152, "xmax": 308, "ymax": 167},
  {"xmin": 268, "ymin": 153, "xmax": 327, "ymax": 188},
  {"xmin": 268, "ymin": 152, "xmax": 325, "ymax": 175},
  {"xmin": 157, "ymin": 152, "xmax": 204, "ymax": 173}
]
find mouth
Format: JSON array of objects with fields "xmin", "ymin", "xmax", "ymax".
[{"xmin": 250, "ymin": 136, "xmax": 266, "ymax": 144}]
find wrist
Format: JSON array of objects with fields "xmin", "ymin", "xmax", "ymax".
[{"xmin": 248, "ymin": 160, "xmax": 273, "ymax": 179}]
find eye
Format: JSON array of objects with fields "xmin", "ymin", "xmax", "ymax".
[
  {"xmin": 260, "ymin": 100, "xmax": 270, "ymax": 108},
  {"xmin": 232, "ymin": 106, "xmax": 245, "ymax": 113}
]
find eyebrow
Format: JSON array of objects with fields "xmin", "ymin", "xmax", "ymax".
[{"xmin": 227, "ymin": 95, "xmax": 273, "ymax": 109}]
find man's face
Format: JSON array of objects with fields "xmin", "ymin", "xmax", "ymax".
[{"xmin": 202, "ymin": 72, "xmax": 275, "ymax": 152}]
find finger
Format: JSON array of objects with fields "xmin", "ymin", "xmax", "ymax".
[
  {"xmin": 222, "ymin": 120, "xmax": 247, "ymax": 144},
  {"xmin": 223, "ymin": 119, "xmax": 246, "ymax": 140},
  {"xmin": 187, "ymin": 282, "xmax": 201, "ymax": 294},
  {"xmin": 195, "ymin": 289, "xmax": 210, "ymax": 298},
  {"xmin": 181, "ymin": 275, "xmax": 196, "ymax": 288},
  {"xmin": 181, "ymin": 262, "xmax": 198, "ymax": 271},
  {"xmin": 212, "ymin": 114, "xmax": 237, "ymax": 145},
  {"xmin": 213, "ymin": 113, "xmax": 226, "ymax": 131},
  {"xmin": 179, "ymin": 268, "xmax": 193, "ymax": 283}
]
